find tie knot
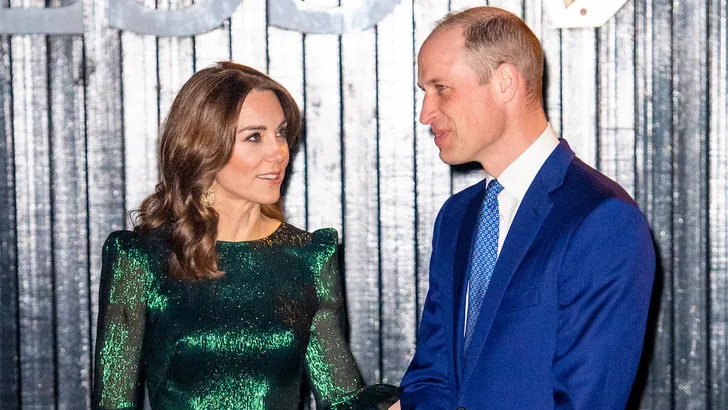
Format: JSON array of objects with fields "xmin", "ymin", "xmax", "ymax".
[{"xmin": 486, "ymin": 179, "xmax": 503, "ymax": 202}]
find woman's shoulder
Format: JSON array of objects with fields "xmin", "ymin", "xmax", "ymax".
[
  {"xmin": 274, "ymin": 224, "xmax": 338, "ymax": 263},
  {"xmin": 278, "ymin": 224, "xmax": 339, "ymax": 279},
  {"xmin": 103, "ymin": 225, "xmax": 170, "ymax": 260},
  {"xmin": 103, "ymin": 230, "xmax": 145, "ymax": 253},
  {"xmin": 100, "ymin": 228, "xmax": 170, "ymax": 288},
  {"xmin": 277, "ymin": 223, "xmax": 338, "ymax": 249}
]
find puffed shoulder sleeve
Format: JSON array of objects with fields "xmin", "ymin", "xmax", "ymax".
[
  {"xmin": 305, "ymin": 229, "xmax": 399, "ymax": 410},
  {"xmin": 92, "ymin": 231, "xmax": 152, "ymax": 410}
]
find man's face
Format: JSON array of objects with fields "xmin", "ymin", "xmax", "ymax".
[{"xmin": 417, "ymin": 27, "xmax": 506, "ymax": 166}]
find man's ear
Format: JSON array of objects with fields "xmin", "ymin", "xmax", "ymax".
[{"xmin": 495, "ymin": 63, "xmax": 519, "ymax": 104}]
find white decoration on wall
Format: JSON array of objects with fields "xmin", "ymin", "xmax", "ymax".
[
  {"xmin": 0, "ymin": 0, "xmax": 83, "ymax": 34},
  {"xmin": 545, "ymin": 0, "xmax": 628, "ymax": 28},
  {"xmin": 0, "ymin": 0, "xmax": 623, "ymax": 36},
  {"xmin": 0, "ymin": 0, "xmax": 401, "ymax": 35},
  {"xmin": 109, "ymin": 0, "xmax": 240, "ymax": 36},
  {"xmin": 269, "ymin": 0, "xmax": 401, "ymax": 34}
]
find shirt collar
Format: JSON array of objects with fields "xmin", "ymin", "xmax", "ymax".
[{"xmin": 487, "ymin": 123, "xmax": 560, "ymax": 201}]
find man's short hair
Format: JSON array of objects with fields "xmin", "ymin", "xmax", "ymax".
[{"xmin": 435, "ymin": 7, "xmax": 544, "ymax": 103}]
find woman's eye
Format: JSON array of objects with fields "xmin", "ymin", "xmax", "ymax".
[
  {"xmin": 276, "ymin": 130, "xmax": 287, "ymax": 139},
  {"xmin": 245, "ymin": 132, "xmax": 261, "ymax": 142}
]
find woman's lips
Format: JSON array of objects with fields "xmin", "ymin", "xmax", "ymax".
[{"xmin": 257, "ymin": 172, "xmax": 284, "ymax": 184}]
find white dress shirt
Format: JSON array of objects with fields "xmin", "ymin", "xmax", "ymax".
[{"xmin": 464, "ymin": 124, "xmax": 560, "ymax": 334}]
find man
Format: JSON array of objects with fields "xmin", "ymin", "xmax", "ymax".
[{"xmin": 399, "ymin": 6, "xmax": 655, "ymax": 409}]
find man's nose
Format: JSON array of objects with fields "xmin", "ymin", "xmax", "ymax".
[{"xmin": 419, "ymin": 94, "xmax": 436, "ymax": 125}]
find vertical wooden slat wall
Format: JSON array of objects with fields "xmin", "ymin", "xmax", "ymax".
[
  {"xmin": 1, "ymin": 0, "xmax": 727, "ymax": 408},
  {"xmin": 412, "ymin": 0, "xmax": 450, "ymax": 341},
  {"xmin": 341, "ymin": 0, "xmax": 381, "ymax": 385}
]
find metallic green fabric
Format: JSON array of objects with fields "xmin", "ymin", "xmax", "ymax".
[{"xmin": 93, "ymin": 223, "xmax": 397, "ymax": 410}]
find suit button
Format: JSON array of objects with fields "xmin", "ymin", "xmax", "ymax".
[{"xmin": 456, "ymin": 407, "xmax": 466, "ymax": 410}]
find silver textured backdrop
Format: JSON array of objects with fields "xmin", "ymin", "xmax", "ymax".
[{"xmin": 0, "ymin": 0, "xmax": 727, "ymax": 408}]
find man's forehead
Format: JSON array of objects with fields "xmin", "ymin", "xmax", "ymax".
[
  {"xmin": 418, "ymin": 33, "xmax": 464, "ymax": 73},
  {"xmin": 420, "ymin": 28, "xmax": 465, "ymax": 58},
  {"xmin": 428, "ymin": 26, "xmax": 466, "ymax": 46}
]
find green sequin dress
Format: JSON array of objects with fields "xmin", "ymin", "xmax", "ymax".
[{"xmin": 92, "ymin": 223, "xmax": 398, "ymax": 410}]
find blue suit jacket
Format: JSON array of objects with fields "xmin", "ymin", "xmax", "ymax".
[{"xmin": 400, "ymin": 140, "xmax": 655, "ymax": 409}]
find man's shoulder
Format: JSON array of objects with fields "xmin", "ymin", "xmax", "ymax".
[
  {"xmin": 546, "ymin": 157, "xmax": 647, "ymax": 231},
  {"xmin": 560, "ymin": 157, "xmax": 636, "ymax": 206}
]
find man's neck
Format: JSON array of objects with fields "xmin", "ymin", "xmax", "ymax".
[{"xmin": 480, "ymin": 110, "xmax": 549, "ymax": 177}]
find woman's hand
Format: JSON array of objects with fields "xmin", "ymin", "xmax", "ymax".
[{"xmin": 388, "ymin": 400, "xmax": 401, "ymax": 410}]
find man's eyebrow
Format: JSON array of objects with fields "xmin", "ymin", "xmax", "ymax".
[{"xmin": 417, "ymin": 78, "xmax": 444, "ymax": 91}]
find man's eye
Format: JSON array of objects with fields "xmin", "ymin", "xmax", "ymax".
[{"xmin": 435, "ymin": 84, "xmax": 446, "ymax": 91}]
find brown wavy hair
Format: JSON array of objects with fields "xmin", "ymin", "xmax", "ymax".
[{"xmin": 134, "ymin": 62, "xmax": 301, "ymax": 280}]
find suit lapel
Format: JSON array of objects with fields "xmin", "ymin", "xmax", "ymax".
[
  {"xmin": 459, "ymin": 140, "xmax": 575, "ymax": 388},
  {"xmin": 452, "ymin": 182, "xmax": 486, "ymax": 386}
]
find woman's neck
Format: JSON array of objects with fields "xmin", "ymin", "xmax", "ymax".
[{"xmin": 213, "ymin": 200, "xmax": 279, "ymax": 242}]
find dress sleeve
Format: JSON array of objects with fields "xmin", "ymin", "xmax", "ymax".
[
  {"xmin": 305, "ymin": 229, "xmax": 399, "ymax": 410},
  {"xmin": 92, "ymin": 231, "xmax": 151, "ymax": 410}
]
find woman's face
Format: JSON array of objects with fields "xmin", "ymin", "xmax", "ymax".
[{"xmin": 213, "ymin": 89, "xmax": 290, "ymax": 208}]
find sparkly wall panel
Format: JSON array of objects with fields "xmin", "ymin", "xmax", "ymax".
[
  {"xmin": 708, "ymin": 1, "xmax": 728, "ymax": 408},
  {"xmin": 0, "ymin": 0, "xmax": 727, "ymax": 408},
  {"xmin": 11, "ymin": 3, "xmax": 55, "ymax": 404},
  {"xmin": 673, "ymin": 2, "xmax": 710, "ymax": 408},
  {"xmin": 0, "ymin": 19, "xmax": 19, "ymax": 410},
  {"xmin": 82, "ymin": 2, "xmax": 126, "ymax": 407},
  {"xmin": 48, "ymin": 0, "xmax": 89, "ymax": 407}
]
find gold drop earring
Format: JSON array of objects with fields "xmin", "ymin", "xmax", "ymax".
[{"xmin": 201, "ymin": 187, "xmax": 215, "ymax": 207}]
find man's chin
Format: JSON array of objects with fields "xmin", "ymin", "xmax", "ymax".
[{"xmin": 439, "ymin": 151, "xmax": 464, "ymax": 166}]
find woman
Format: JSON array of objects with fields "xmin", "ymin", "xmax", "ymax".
[{"xmin": 92, "ymin": 62, "xmax": 398, "ymax": 409}]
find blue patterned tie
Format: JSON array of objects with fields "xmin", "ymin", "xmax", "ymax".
[{"xmin": 464, "ymin": 179, "xmax": 503, "ymax": 358}]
